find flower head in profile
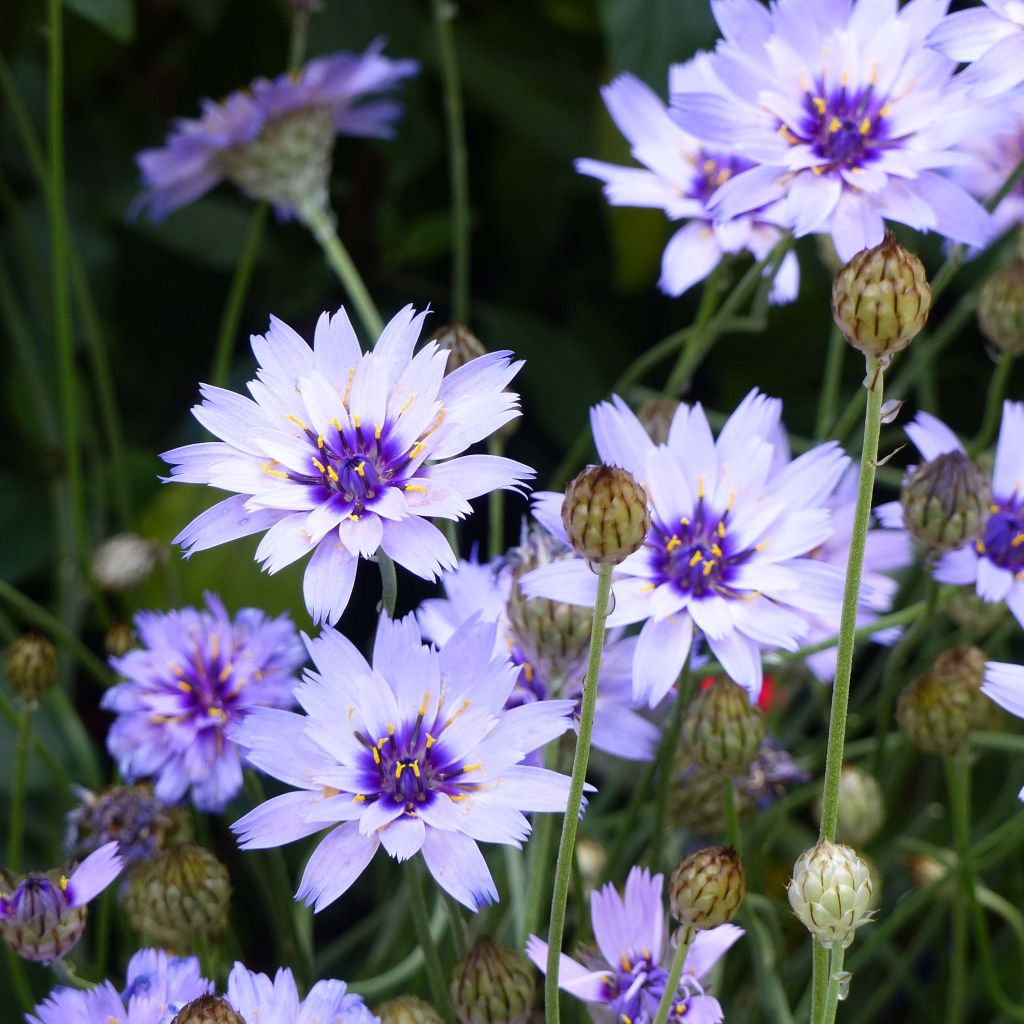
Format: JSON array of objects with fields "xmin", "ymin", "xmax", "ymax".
[
  {"xmin": 877, "ymin": 405, "xmax": 1024, "ymax": 625},
  {"xmin": 523, "ymin": 391, "xmax": 848, "ymax": 705},
  {"xmin": 670, "ymin": 0, "xmax": 999, "ymax": 260},
  {"xmin": 929, "ymin": 1, "xmax": 1024, "ymax": 99},
  {"xmin": 526, "ymin": 866, "xmax": 743, "ymax": 1024},
  {"xmin": 417, "ymin": 541, "xmax": 659, "ymax": 762},
  {"xmin": 102, "ymin": 594, "xmax": 304, "ymax": 812},
  {"xmin": 577, "ymin": 72, "xmax": 799, "ymax": 301},
  {"xmin": 134, "ymin": 42, "xmax": 419, "ymax": 221},
  {"xmin": 164, "ymin": 306, "xmax": 531, "ymax": 625},
  {"xmin": 1, "ymin": 843, "xmax": 122, "ymax": 964},
  {"xmin": 65, "ymin": 784, "xmax": 180, "ymax": 868},
  {"xmin": 225, "ymin": 962, "xmax": 378, "ymax": 1024},
  {"xmin": 231, "ymin": 614, "xmax": 574, "ymax": 911}
]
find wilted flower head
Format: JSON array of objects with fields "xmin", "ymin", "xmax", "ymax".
[
  {"xmin": 577, "ymin": 71, "xmax": 799, "ymax": 301},
  {"xmin": 103, "ymin": 593, "xmax": 303, "ymax": 812},
  {"xmin": 66, "ymin": 784, "xmax": 181, "ymax": 868},
  {"xmin": 134, "ymin": 42, "xmax": 418, "ymax": 221},
  {"xmin": 929, "ymin": 2, "xmax": 1024, "ymax": 99},
  {"xmin": 526, "ymin": 866, "xmax": 743, "ymax": 1024},
  {"xmin": 670, "ymin": 0, "xmax": 999, "ymax": 260},
  {"xmin": 231, "ymin": 614, "xmax": 574, "ymax": 911},
  {"xmin": 0, "ymin": 842, "xmax": 122, "ymax": 963},
  {"xmin": 164, "ymin": 306, "xmax": 531, "ymax": 625}
]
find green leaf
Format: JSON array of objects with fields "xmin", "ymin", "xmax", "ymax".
[{"xmin": 64, "ymin": 0, "xmax": 135, "ymax": 43}]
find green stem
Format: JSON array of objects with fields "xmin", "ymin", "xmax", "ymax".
[
  {"xmin": 431, "ymin": 0, "xmax": 470, "ymax": 323},
  {"xmin": 545, "ymin": 562, "xmax": 614, "ymax": 1024},
  {"xmin": 299, "ymin": 200, "xmax": 384, "ymax": 341},
  {"xmin": 378, "ymin": 551, "xmax": 398, "ymax": 618},
  {"xmin": 523, "ymin": 743, "xmax": 560, "ymax": 945},
  {"xmin": 0, "ymin": 688, "xmax": 71, "ymax": 788},
  {"xmin": 810, "ymin": 941, "xmax": 830, "ymax": 1024},
  {"xmin": 4, "ymin": 947, "xmax": 33, "ymax": 1011},
  {"xmin": 51, "ymin": 958, "xmax": 93, "ymax": 989},
  {"xmin": 986, "ymin": 153, "xmax": 1024, "ymax": 214},
  {"xmin": 408, "ymin": 860, "xmax": 456, "ymax": 1023},
  {"xmin": 212, "ymin": 204, "xmax": 267, "ymax": 387},
  {"xmin": 822, "ymin": 945, "xmax": 847, "ymax": 1024},
  {"xmin": 6, "ymin": 705, "xmax": 31, "ymax": 869},
  {"xmin": 488, "ymin": 435, "xmax": 505, "ymax": 560},
  {"xmin": 948, "ymin": 893, "xmax": 969, "ymax": 1024},
  {"xmin": 970, "ymin": 351, "xmax": 1015, "ymax": 456},
  {"xmin": 650, "ymin": 926, "xmax": 695, "ymax": 1024},
  {"xmin": 648, "ymin": 670, "xmax": 689, "ymax": 874},
  {"xmin": 722, "ymin": 777, "xmax": 741, "ymax": 856},
  {"xmin": 288, "ymin": 6, "xmax": 310, "ymax": 71},
  {"xmin": 664, "ymin": 263, "xmax": 725, "ymax": 395},
  {"xmin": 815, "ymin": 323, "xmax": 845, "ymax": 440}
]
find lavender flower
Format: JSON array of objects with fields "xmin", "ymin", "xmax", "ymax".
[
  {"xmin": 669, "ymin": 0, "xmax": 999, "ymax": 261},
  {"xmin": 416, "ymin": 549, "xmax": 659, "ymax": 762},
  {"xmin": 164, "ymin": 306, "xmax": 531, "ymax": 625},
  {"xmin": 522, "ymin": 391, "xmax": 848, "ymax": 704},
  {"xmin": 231, "ymin": 614, "xmax": 574, "ymax": 911},
  {"xmin": 929, "ymin": 1, "xmax": 1024, "ymax": 99},
  {"xmin": 526, "ymin": 866, "xmax": 742, "ymax": 1024},
  {"xmin": 1, "ymin": 843, "xmax": 122, "ymax": 964},
  {"xmin": 102, "ymin": 593, "xmax": 304, "ymax": 812},
  {"xmin": 982, "ymin": 662, "xmax": 1024, "ymax": 797},
  {"xmin": 65, "ymin": 784, "xmax": 178, "ymax": 868},
  {"xmin": 577, "ymin": 72, "xmax": 799, "ymax": 301},
  {"xmin": 877, "ymin": 405, "xmax": 1024, "ymax": 625},
  {"xmin": 225, "ymin": 962, "xmax": 378, "ymax": 1024},
  {"xmin": 134, "ymin": 42, "xmax": 418, "ymax": 221}
]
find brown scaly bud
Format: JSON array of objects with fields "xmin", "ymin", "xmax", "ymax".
[
  {"xmin": 430, "ymin": 323, "xmax": 488, "ymax": 374},
  {"xmin": 377, "ymin": 996, "xmax": 445, "ymax": 1024},
  {"xmin": 813, "ymin": 766, "xmax": 885, "ymax": 847},
  {"xmin": 669, "ymin": 845, "xmax": 746, "ymax": 930},
  {"xmin": 680, "ymin": 677, "xmax": 765, "ymax": 776},
  {"xmin": 832, "ymin": 233, "xmax": 931, "ymax": 370},
  {"xmin": 636, "ymin": 398, "xmax": 681, "ymax": 445},
  {"xmin": 930, "ymin": 645, "xmax": 1000, "ymax": 730},
  {"xmin": 897, "ymin": 668, "xmax": 975, "ymax": 755},
  {"xmin": 562, "ymin": 465, "xmax": 650, "ymax": 565},
  {"xmin": 670, "ymin": 761, "xmax": 755, "ymax": 835},
  {"xmin": 105, "ymin": 623, "xmax": 138, "ymax": 658},
  {"xmin": 450, "ymin": 937, "xmax": 535, "ymax": 1024},
  {"xmin": 900, "ymin": 451, "xmax": 990, "ymax": 553},
  {"xmin": 978, "ymin": 262, "xmax": 1024, "ymax": 355},
  {"xmin": 4, "ymin": 633, "xmax": 57, "ymax": 708},
  {"xmin": 946, "ymin": 586, "xmax": 1007, "ymax": 637},
  {"xmin": 787, "ymin": 840, "xmax": 874, "ymax": 950},
  {"xmin": 171, "ymin": 996, "xmax": 246, "ymax": 1024}
]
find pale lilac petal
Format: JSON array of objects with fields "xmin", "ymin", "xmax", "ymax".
[
  {"xmin": 705, "ymin": 630, "xmax": 763, "ymax": 696},
  {"xmin": 232, "ymin": 792, "xmax": 335, "ymax": 848},
  {"xmin": 982, "ymin": 661, "xmax": 1024, "ymax": 717},
  {"xmin": 303, "ymin": 541, "xmax": 358, "ymax": 625},
  {"xmin": 684, "ymin": 923, "xmax": 745, "ymax": 981},
  {"xmin": 934, "ymin": 546, "xmax": 980, "ymax": 585},
  {"xmin": 591, "ymin": 396, "xmax": 654, "ymax": 481},
  {"xmin": 174, "ymin": 496, "xmax": 287, "ymax": 556},
  {"xmin": 907, "ymin": 411, "xmax": 964, "ymax": 459},
  {"xmin": 380, "ymin": 816, "xmax": 427, "ymax": 861},
  {"xmin": 296, "ymin": 822, "xmax": 379, "ymax": 911},
  {"xmin": 977, "ymin": 558, "xmax": 1015, "ymax": 601},
  {"xmin": 525, "ymin": 936, "xmax": 611, "ymax": 1001},
  {"xmin": 633, "ymin": 614, "xmax": 693, "ymax": 707},
  {"xmin": 927, "ymin": 7, "xmax": 1016, "ymax": 60},
  {"xmin": 659, "ymin": 222, "xmax": 724, "ymax": 296},
  {"xmin": 380, "ymin": 517, "xmax": 457, "ymax": 580},
  {"xmin": 994, "ymin": 402, "xmax": 1024, "ymax": 498},
  {"xmin": 420, "ymin": 829, "xmax": 497, "ymax": 911},
  {"xmin": 66, "ymin": 842, "xmax": 123, "ymax": 906}
]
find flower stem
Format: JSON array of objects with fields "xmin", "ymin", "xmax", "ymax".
[
  {"xmin": 814, "ymin": 323, "xmax": 845, "ymax": 440},
  {"xmin": 649, "ymin": 670, "xmax": 689, "ymax": 874},
  {"xmin": 523, "ymin": 743, "xmax": 560, "ymax": 945},
  {"xmin": 6, "ymin": 704, "xmax": 31, "ymax": 870},
  {"xmin": 651, "ymin": 925, "xmax": 696, "ymax": 1024},
  {"xmin": 299, "ymin": 200, "xmax": 384, "ymax": 342},
  {"xmin": 810, "ymin": 941, "xmax": 830, "ymax": 1024},
  {"xmin": 378, "ymin": 551, "xmax": 398, "ymax": 618},
  {"xmin": 288, "ymin": 6, "xmax": 310, "ymax": 72},
  {"xmin": 665, "ymin": 261, "xmax": 725, "ymax": 396},
  {"xmin": 408, "ymin": 859, "xmax": 456, "ymax": 1023},
  {"xmin": 488, "ymin": 435, "xmax": 505, "ymax": 560},
  {"xmin": 722, "ymin": 777, "xmax": 741, "ymax": 856},
  {"xmin": 822, "ymin": 945, "xmax": 847, "ymax": 1024},
  {"xmin": 545, "ymin": 562, "xmax": 614, "ymax": 1024},
  {"xmin": 970, "ymin": 351, "xmax": 1015, "ymax": 456}
]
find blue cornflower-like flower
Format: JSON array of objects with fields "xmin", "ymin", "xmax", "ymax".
[
  {"xmin": 164, "ymin": 305, "xmax": 532, "ymax": 625},
  {"xmin": 230, "ymin": 614, "xmax": 575, "ymax": 911},
  {"xmin": 982, "ymin": 662, "xmax": 1024, "ymax": 798},
  {"xmin": 134, "ymin": 42, "xmax": 418, "ymax": 221},
  {"xmin": 102, "ymin": 594, "xmax": 304, "ymax": 812},
  {"xmin": 523, "ymin": 391, "xmax": 848, "ymax": 705},
  {"xmin": 669, "ymin": 0, "xmax": 1003, "ymax": 261},
  {"xmin": 929, "ymin": 1, "xmax": 1024, "ymax": 99},
  {"xmin": 225, "ymin": 962, "xmax": 378, "ymax": 1024},
  {"xmin": 577, "ymin": 72, "xmax": 799, "ymax": 301},
  {"xmin": 527, "ymin": 866, "xmax": 743, "ymax": 1024}
]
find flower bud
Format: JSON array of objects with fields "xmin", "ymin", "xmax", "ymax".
[
  {"xmin": 670, "ymin": 762, "xmax": 753, "ymax": 834},
  {"xmin": 92, "ymin": 534, "xmax": 159, "ymax": 592},
  {"xmin": 637, "ymin": 398, "xmax": 680, "ymax": 445},
  {"xmin": 900, "ymin": 451, "xmax": 990, "ymax": 553},
  {"xmin": 66, "ymin": 784, "xmax": 181, "ymax": 868},
  {"xmin": 896, "ymin": 670, "xmax": 973, "ymax": 755},
  {"xmin": 946, "ymin": 586, "xmax": 1007, "ymax": 637},
  {"xmin": 171, "ymin": 996, "xmax": 246, "ymax": 1024},
  {"xmin": 787, "ymin": 840, "xmax": 874, "ymax": 950},
  {"xmin": 4, "ymin": 633, "xmax": 57, "ymax": 707},
  {"xmin": 562, "ymin": 465, "xmax": 650, "ymax": 565},
  {"xmin": 450, "ymin": 937, "xmax": 535, "ymax": 1024},
  {"xmin": 0, "ymin": 868, "xmax": 87, "ymax": 963},
  {"xmin": 832, "ymin": 233, "xmax": 931, "ymax": 368},
  {"xmin": 105, "ymin": 623, "xmax": 138, "ymax": 658},
  {"xmin": 377, "ymin": 997, "xmax": 445, "ymax": 1024},
  {"xmin": 813, "ymin": 766, "xmax": 884, "ymax": 847},
  {"xmin": 669, "ymin": 845, "xmax": 745, "ymax": 929},
  {"xmin": 930, "ymin": 645, "xmax": 999, "ymax": 730},
  {"xmin": 680, "ymin": 677, "xmax": 765, "ymax": 776},
  {"xmin": 124, "ymin": 844, "xmax": 230, "ymax": 950},
  {"xmin": 430, "ymin": 323, "xmax": 487, "ymax": 374},
  {"xmin": 978, "ymin": 262, "xmax": 1024, "ymax": 355}
]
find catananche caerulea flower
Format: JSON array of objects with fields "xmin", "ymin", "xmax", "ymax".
[
  {"xmin": 576, "ymin": 71, "xmax": 799, "ymax": 301},
  {"xmin": 103, "ymin": 594, "xmax": 303, "ymax": 812},
  {"xmin": 134, "ymin": 42, "xmax": 418, "ymax": 221},
  {"xmin": 164, "ymin": 306, "xmax": 531, "ymax": 625},
  {"xmin": 669, "ymin": 0, "xmax": 999, "ymax": 261},
  {"xmin": 877, "ymin": 405, "xmax": 1024, "ymax": 624},
  {"xmin": 527, "ymin": 866, "xmax": 743, "ymax": 1024},
  {"xmin": 416, "ymin": 545, "xmax": 659, "ymax": 761},
  {"xmin": 929, "ymin": 1, "xmax": 1024, "ymax": 99},
  {"xmin": 224, "ymin": 962, "xmax": 378, "ymax": 1024},
  {"xmin": 982, "ymin": 662, "xmax": 1024, "ymax": 797},
  {"xmin": 231, "ymin": 614, "xmax": 575, "ymax": 912},
  {"xmin": 523, "ymin": 391, "xmax": 847, "ymax": 705}
]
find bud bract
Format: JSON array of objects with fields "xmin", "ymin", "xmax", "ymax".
[
  {"xmin": 637, "ymin": 398, "xmax": 680, "ymax": 445},
  {"xmin": 0, "ymin": 869, "xmax": 87, "ymax": 963},
  {"xmin": 680, "ymin": 677, "xmax": 765, "ymax": 776},
  {"xmin": 946, "ymin": 586, "xmax": 1007, "ymax": 637},
  {"xmin": 897, "ymin": 667, "xmax": 975, "ymax": 755},
  {"xmin": 787, "ymin": 840, "xmax": 874, "ymax": 949},
  {"xmin": 171, "ymin": 995, "xmax": 246, "ymax": 1024},
  {"xmin": 430, "ymin": 322, "xmax": 487, "ymax": 373},
  {"xmin": 978, "ymin": 262, "xmax": 1024, "ymax": 355},
  {"xmin": 669, "ymin": 845, "xmax": 746, "ymax": 930},
  {"xmin": 562, "ymin": 465, "xmax": 650, "ymax": 565},
  {"xmin": 450, "ymin": 937, "xmax": 535, "ymax": 1024},
  {"xmin": 900, "ymin": 450, "xmax": 990, "ymax": 553},
  {"xmin": 377, "ymin": 996, "xmax": 445, "ymax": 1024},
  {"xmin": 4, "ymin": 633, "xmax": 57, "ymax": 707}
]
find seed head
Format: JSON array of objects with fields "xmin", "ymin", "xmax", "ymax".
[
  {"xmin": 978, "ymin": 262, "xmax": 1024, "ymax": 355},
  {"xmin": 4, "ymin": 634, "xmax": 57, "ymax": 708},
  {"xmin": 450, "ymin": 937, "xmax": 535, "ymax": 1024},
  {"xmin": 561, "ymin": 465, "xmax": 650, "ymax": 565},
  {"xmin": 787, "ymin": 840, "xmax": 874, "ymax": 949},
  {"xmin": 680, "ymin": 677, "xmax": 765, "ymax": 776},
  {"xmin": 171, "ymin": 996, "xmax": 246, "ymax": 1024},
  {"xmin": 900, "ymin": 450, "xmax": 990, "ymax": 553},
  {"xmin": 669, "ymin": 845, "xmax": 746, "ymax": 930}
]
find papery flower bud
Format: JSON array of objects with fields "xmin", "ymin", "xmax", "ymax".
[
  {"xmin": 680, "ymin": 677, "xmax": 765, "ymax": 775},
  {"xmin": 637, "ymin": 398, "xmax": 680, "ymax": 445},
  {"xmin": 832, "ymin": 233, "xmax": 931, "ymax": 367},
  {"xmin": 4, "ymin": 633, "xmax": 57, "ymax": 707},
  {"xmin": 450, "ymin": 937, "xmax": 535, "ymax": 1024},
  {"xmin": 66, "ymin": 784, "xmax": 181, "ymax": 868},
  {"xmin": 669, "ymin": 845, "xmax": 746, "ymax": 930},
  {"xmin": 930, "ymin": 645, "xmax": 999, "ymax": 730},
  {"xmin": 946, "ymin": 586, "xmax": 1007, "ymax": 637},
  {"xmin": 430, "ymin": 323, "xmax": 487, "ymax": 374},
  {"xmin": 562, "ymin": 465, "xmax": 650, "ymax": 565},
  {"xmin": 907, "ymin": 850, "xmax": 955, "ymax": 898},
  {"xmin": 124, "ymin": 844, "xmax": 230, "ymax": 950},
  {"xmin": 787, "ymin": 840, "xmax": 874, "ymax": 950},
  {"xmin": 377, "ymin": 996, "xmax": 445, "ymax": 1024},
  {"xmin": 896, "ymin": 670, "xmax": 973, "ymax": 755},
  {"xmin": 171, "ymin": 995, "xmax": 246, "ymax": 1024},
  {"xmin": 575, "ymin": 838, "xmax": 607, "ymax": 895},
  {"xmin": 105, "ymin": 623, "xmax": 138, "ymax": 657},
  {"xmin": 978, "ymin": 262, "xmax": 1024, "ymax": 355},
  {"xmin": 814, "ymin": 766, "xmax": 885, "ymax": 846},
  {"xmin": 93, "ymin": 533, "xmax": 159, "ymax": 592},
  {"xmin": 900, "ymin": 451, "xmax": 990, "ymax": 553}
]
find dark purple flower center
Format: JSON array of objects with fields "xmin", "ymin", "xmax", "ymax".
[
  {"xmin": 160, "ymin": 634, "xmax": 242, "ymax": 729},
  {"xmin": 602, "ymin": 952, "xmax": 694, "ymax": 1024},
  {"xmin": 979, "ymin": 500, "xmax": 1024, "ymax": 574},
  {"xmin": 692, "ymin": 149, "xmax": 753, "ymax": 203}
]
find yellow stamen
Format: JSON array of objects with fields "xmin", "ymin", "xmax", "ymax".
[
  {"xmin": 717, "ymin": 520, "xmax": 726, "ymax": 538},
  {"xmin": 976, "ymin": 539, "xmax": 987, "ymax": 554},
  {"xmin": 523, "ymin": 663, "xmax": 534, "ymax": 682},
  {"xmin": 177, "ymin": 681, "xmax": 192, "ymax": 693},
  {"xmin": 840, "ymin": 70, "xmax": 849, "ymax": 87},
  {"xmin": 697, "ymin": 475, "xmax": 705, "ymax": 498},
  {"xmin": 395, "ymin": 763, "xmax": 406, "ymax": 779},
  {"xmin": 354, "ymin": 461, "xmax": 366, "ymax": 477},
  {"xmin": 426, "ymin": 732, "xmax": 436, "ymax": 749},
  {"xmin": 991, "ymin": 504, "xmax": 1001, "ymax": 513},
  {"xmin": 399, "ymin": 394, "xmax": 418, "ymax": 416},
  {"xmin": 859, "ymin": 117, "xmax": 871, "ymax": 135},
  {"xmin": 812, "ymin": 96, "xmax": 827, "ymax": 114},
  {"xmin": 347, "ymin": 513, "xmax": 360, "ymax": 522},
  {"xmin": 262, "ymin": 462, "xmax": 290, "ymax": 480},
  {"xmin": 372, "ymin": 747, "xmax": 381, "ymax": 765},
  {"xmin": 352, "ymin": 794, "xmax": 366, "ymax": 802},
  {"xmin": 637, "ymin": 583, "xmax": 656, "ymax": 591},
  {"xmin": 59, "ymin": 875, "xmax": 69, "ymax": 892},
  {"xmin": 405, "ymin": 484, "xmax": 426, "ymax": 494},
  {"xmin": 285, "ymin": 414, "xmax": 308, "ymax": 431},
  {"xmin": 312, "ymin": 457, "xmax": 328, "ymax": 474},
  {"xmin": 680, "ymin": 516, "xmax": 690, "ymax": 527},
  {"xmin": 702, "ymin": 560, "xmax": 716, "ymax": 576},
  {"xmin": 812, "ymin": 164, "xmax": 826, "ymax": 175},
  {"xmin": 218, "ymin": 664, "xmax": 233, "ymax": 682},
  {"xmin": 828, "ymin": 116, "xmax": 842, "ymax": 133},
  {"xmin": 353, "ymin": 415, "xmax": 361, "ymax": 428},
  {"xmin": 779, "ymin": 123, "xmax": 800, "ymax": 144},
  {"xmin": 666, "ymin": 535, "xmax": 682, "ymax": 552},
  {"xmin": 411, "ymin": 762, "xmax": 421, "ymax": 778},
  {"xmin": 1012, "ymin": 534, "xmax": 1024, "ymax": 548},
  {"xmin": 343, "ymin": 367, "xmax": 355, "ymax": 407},
  {"xmin": 317, "ymin": 434, "xmax": 325, "ymax": 449},
  {"xmin": 462, "ymin": 763, "xmax": 483, "ymax": 773},
  {"xmin": 689, "ymin": 551, "xmax": 704, "ymax": 567},
  {"xmin": 878, "ymin": 102, "xmax": 891, "ymax": 117},
  {"xmin": 620, "ymin": 955, "xmax": 632, "ymax": 971},
  {"xmin": 327, "ymin": 465, "xmax": 339, "ymax": 482},
  {"xmin": 374, "ymin": 424, "xmax": 382, "ymax": 439},
  {"xmin": 711, "ymin": 543, "xmax": 723, "ymax": 558},
  {"xmin": 799, "ymin": 69, "xmax": 811, "ymax": 92}
]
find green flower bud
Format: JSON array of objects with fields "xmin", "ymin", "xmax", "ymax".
[
  {"xmin": 171, "ymin": 996, "xmax": 246, "ymax": 1024},
  {"xmin": 813, "ymin": 766, "xmax": 885, "ymax": 847},
  {"xmin": 680, "ymin": 677, "xmax": 765, "ymax": 776},
  {"xmin": 4, "ymin": 633, "xmax": 57, "ymax": 707},
  {"xmin": 105, "ymin": 623, "xmax": 138, "ymax": 658},
  {"xmin": 787, "ymin": 840, "xmax": 874, "ymax": 950},
  {"xmin": 450, "ymin": 937, "xmax": 535, "ymax": 1024},
  {"xmin": 430, "ymin": 323, "xmax": 487, "ymax": 374},
  {"xmin": 930, "ymin": 645, "xmax": 1000, "ymax": 731},
  {"xmin": 896, "ymin": 669, "xmax": 974, "ymax": 755},
  {"xmin": 562, "ymin": 465, "xmax": 650, "ymax": 565},
  {"xmin": 669, "ymin": 845, "xmax": 746, "ymax": 930},
  {"xmin": 945, "ymin": 586, "xmax": 1007, "ymax": 637},
  {"xmin": 978, "ymin": 262, "xmax": 1024, "ymax": 355},
  {"xmin": 637, "ymin": 398, "xmax": 681, "ymax": 445},
  {"xmin": 124, "ymin": 843, "xmax": 230, "ymax": 950},
  {"xmin": 832, "ymin": 233, "xmax": 931, "ymax": 368},
  {"xmin": 0, "ymin": 866, "xmax": 87, "ymax": 963},
  {"xmin": 670, "ymin": 761, "xmax": 754, "ymax": 835},
  {"xmin": 900, "ymin": 451, "xmax": 990, "ymax": 553},
  {"xmin": 377, "ymin": 996, "xmax": 445, "ymax": 1024}
]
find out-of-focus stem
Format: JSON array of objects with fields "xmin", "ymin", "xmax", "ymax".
[
  {"xmin": 6, "ymin": 705, "xmax": 31, "ymax": 869},
  {"xmin": 970, "ymin": 351, "xmax": 1015, "ymax": 456},
  {"xmin": 651, "ymin": 926, "xmax": 695, "ymax": 1024}
]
